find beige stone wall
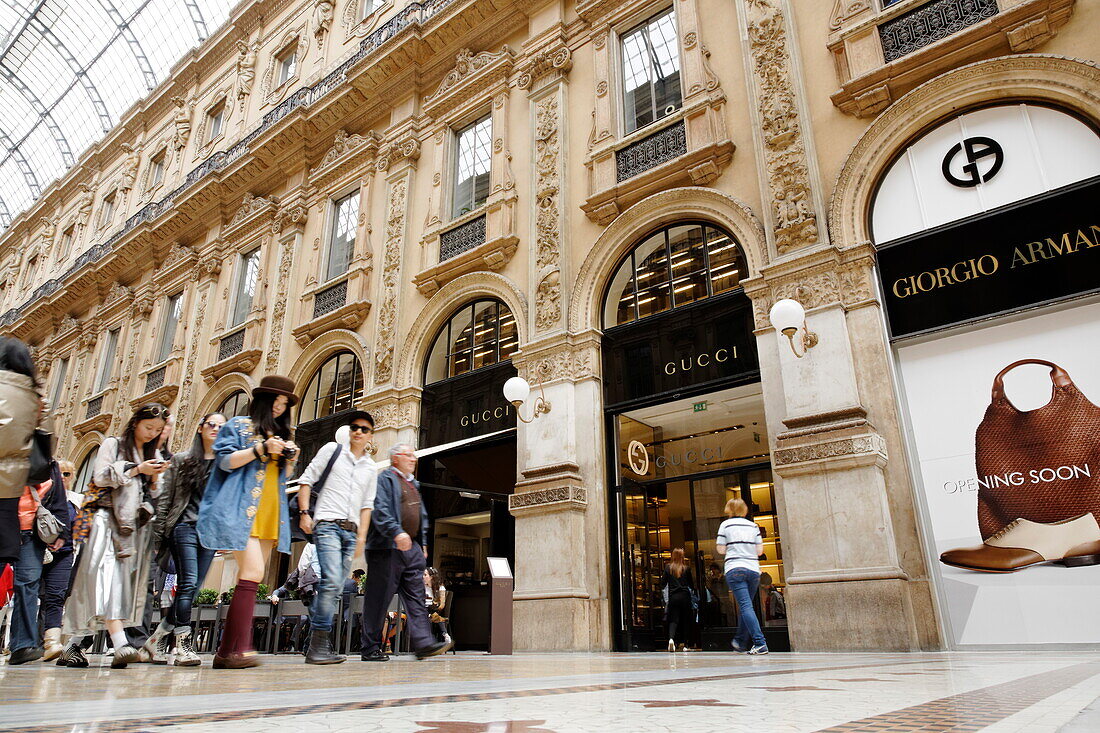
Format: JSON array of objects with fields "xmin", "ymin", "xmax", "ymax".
[{"xmin": 1, "ymin": 0, "xmax": 1095, "ymax": 651}]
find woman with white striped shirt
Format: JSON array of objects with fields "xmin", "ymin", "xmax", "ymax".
[{"xmin": 715, "ymin": 498, "xmax": 768, "ymax": 654}]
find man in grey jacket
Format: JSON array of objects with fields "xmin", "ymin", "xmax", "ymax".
[{"xmin": 359, "ymin": 443, "xmax": 451, "ymax": 661}]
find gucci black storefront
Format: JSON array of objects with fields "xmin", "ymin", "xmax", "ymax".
[
  {"xmin": 601, "ymin": 221, "xmax": 790, "ymax": 652},
  {"xmin": 416, "ymin": 299, "xmax": 519, "ymax": 650}
]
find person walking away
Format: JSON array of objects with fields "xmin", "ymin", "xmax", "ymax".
[
  {"xmin": 0, "ymin": 337, "xmax": 43, "ymax": 572},
  {"xmin": 424, "ymin": 567, "xmax": 451, "ymax": 645},
  {"xmin": 149, "ymin": 413, "xmax": 226, "ymax": 666},
  {"xmin": 40, "ymin": 460, "xmax": 80, "ymax": 661},
  {"xmin": 296, "ymin": 410, "xmax": 377, "ymax": 664},
  {"xmin": 360, "ymin": 444, "xmax": 451, "ymax": 661},
  {"xmin": 197, "ymin": 376, "xmax": 298, "ymax": 669},
  {"xmin": 660, "ymin": 548, "xmax": 695, "ymax": 653},
  {"xmin": 60, "ymin": 403, "xmax": 170, "ymax": 668},
  {"xmin": 717, "ymin": 498, "xmax": 768, "ymax": 655},
  {"xmin": 9, "ymin": 463, "xmax": 69, "ymax": 665}
]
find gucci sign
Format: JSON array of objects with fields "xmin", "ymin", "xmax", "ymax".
[
  {"xmin": 459, "ymin": 404, "xmax": 512, "ymax": 427},
  {"xmin": 663, "ymin": 347, "xmax": 739, "ymax": 376}
]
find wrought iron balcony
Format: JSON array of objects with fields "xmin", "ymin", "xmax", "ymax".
[
  {"xmin": 86, "ymin": 395, "xmax": 103, "ymax": 420},
  {"xmin": 144, "ymin": 366, "xmax": 166, "ymax": 394},
  {"xmin": 615, "ymin": 120, "xmax": 688, "ymax": 184},
  {"xmin": 217, "ymin": 330, "xmax": 245, "ymax": 362},
  {"xmin": 313, "ymin": 280, "xmax": 348, "ymax": 319},
  {"xmin": 439, "ymin": 215, "xmax": 487, "ymax": 262},
  {"xmin": 879, "ymin": 0, "xmax": 999, "ymax": 63}
]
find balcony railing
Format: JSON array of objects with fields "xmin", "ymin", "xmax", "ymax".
[
  {"xmin": 218, "ymin": 330, "xmax": 246, "ymax": 362},
  {"xmin": 86, "ymin": 395, "xmax": 104, "ymax": 420},
  {"xmin": 144, "ymin": 366, "xmax": 167, "ymax": 394},
  {"xmin": 879, "ymin": 0, "xmax": 999, "ymax": 63},
  {"xmin": 615, "ymin": 120, "xmax": 688, "ymax": 184},
  {"xmin": 439, "ymin": 215, "xmax": 487, "ymax": 262},
  {"xmin": 313, "ymin": 280, "xmax": 348, "ymax": 319},
  {"xmin": 0, "ymin": 0, "xmax": 462, "ymax": 328}
]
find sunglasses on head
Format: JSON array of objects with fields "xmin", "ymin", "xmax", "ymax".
[
  {"xmin": 348, "ymin": 424, "xmax": 373, "ymax": 434},
  {"xmin": 138, "ymin": 405, "xmax": 170, "ymax": 419}
]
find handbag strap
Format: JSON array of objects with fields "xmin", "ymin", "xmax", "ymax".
[
  {"xmin": 991, "ymin": 359, "xmax": 1073, "ymax": 402},
  {"xmin": 305, "ymin": 444, "xmax": 342, "ymax": 507}
]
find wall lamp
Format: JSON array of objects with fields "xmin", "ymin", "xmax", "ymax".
[
  {"xmin": 769, "ymin": 298, "xmax": 819, "ymax": 358},
  {"xmin": 503, "ymin": 375, "xmax": 552, "ymax": 424}
]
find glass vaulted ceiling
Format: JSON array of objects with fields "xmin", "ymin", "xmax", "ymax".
[{"xmin": 0, "ymin": 0, "xmax": 235, "ymax": 228}]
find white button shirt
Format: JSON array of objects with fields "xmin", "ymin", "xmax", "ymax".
[{"xmin": 298, "ymin": 441, "xmax": 378, "ymax": 524}]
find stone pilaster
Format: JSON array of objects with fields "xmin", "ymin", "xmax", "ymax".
[
  {"xmin": 744, "ymin": 243, "xmax": 941, "ymax": 651},
  {"xmin": 509, "ymin": 331, "xmax": 608, "ymax": 651}
]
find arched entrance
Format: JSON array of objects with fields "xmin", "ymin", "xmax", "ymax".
[
  {"xmin": 601, "ymin": 220, "xmax": 788, "ymax": 651},
  {"xmin": 416, "ymin": 298, "xmax": 519, "ymax": 651}
]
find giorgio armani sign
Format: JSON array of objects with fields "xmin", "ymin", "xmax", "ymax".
[{"xmin": 877, "ymin": 176, "xmax": 1100, "ymax": 339}]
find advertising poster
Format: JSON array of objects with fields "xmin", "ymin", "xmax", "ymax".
[{"xmin": 897, "ymin": 301, "xmax": 1100, "ymax": 645}]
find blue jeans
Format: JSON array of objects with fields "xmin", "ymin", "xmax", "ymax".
[
  {"xmin": 39, "ymin": 549, "xmax": 74, "ymax": 630},
  {"xmin": 725, "ymin": 567, "xmax": 766, "ymax": 650},
  {"xmin": 310, "ymin": 522, "xmax": 356, "ymax": 632},
  {"xmin": 12, "ymin": 530, "xmax": 44, "ymax": 652},
  {"xmin": 167, "ymin": 522, "xmax": 217, "ymax": 629}
]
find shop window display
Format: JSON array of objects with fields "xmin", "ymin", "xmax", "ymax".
[{"xmin": 424, "ymin": 300, "xmax": 518, "ymax": 385}]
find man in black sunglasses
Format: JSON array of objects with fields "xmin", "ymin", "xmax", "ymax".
[{"xmin": 295, "ymin": 410, "xmax": 377, "ymax": 664}]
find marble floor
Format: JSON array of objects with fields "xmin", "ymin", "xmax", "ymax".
[{"xmin": 1, "ymin": 650, "xmax": 1099, "ymax": 732}]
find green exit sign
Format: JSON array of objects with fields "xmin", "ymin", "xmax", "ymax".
[{"xmin": 693, "ymin": 401, "xmax": 707, "ymax": 412}]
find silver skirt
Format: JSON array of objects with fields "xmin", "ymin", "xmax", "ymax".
[{"xmin": 63, "ymin": 508, "xmax": 152, "ymax": 636}]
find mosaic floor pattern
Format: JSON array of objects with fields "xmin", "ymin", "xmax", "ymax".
[{"xmin": 1, "ymin": 651, "xmax": 1098, "ymax": 732}]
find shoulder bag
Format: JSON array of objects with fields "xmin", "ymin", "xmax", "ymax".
[
  {"xmin": 974, "ymin": 359, "xmax": 1100, "ymax": 539},
  {"xmin": 290, "ymin": 444, "xmax": 343, "ymax": 542},
  {"xmin": 27, "ymin": 429, "xmax": 54, "ymax": 484},
  {"xmin": 28, "ymin": 484, "xmax": 62, "ymax": 545}
]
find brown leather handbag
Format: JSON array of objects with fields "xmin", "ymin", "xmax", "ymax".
[{"xmin": 975, "ymin": 359, "xmax": 1100, "ymax": 539}]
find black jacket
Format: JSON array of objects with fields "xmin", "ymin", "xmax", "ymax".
[
  {"xmin": 366, "ymin": 467, "xmax": 428, "ymax": 550},
  {"xmin": 661, "ymin": 567, "xmax": 695, "ymax": 598},
  {"xmin": 42, "ymin": 461, "xmax": 72, "ymax": 548}
]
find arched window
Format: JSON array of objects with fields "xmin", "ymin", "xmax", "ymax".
[
  {"xmin": 73, "ymin": 447, "xmax": 97, "ymax": 492},
  {"xmin": 603, "ymin": 222, "xmax": 747, "ymax": 327},
  {"xmin": 217, "ymin": 390, "xmax": 250, "ymax": 418},
  {"xmin": 425, "ymin": 300, "xmax": 518, "ymax": 385},
  {"xmin": 300, "ymin": 351, "xmax": 364, "ymax": 423}
]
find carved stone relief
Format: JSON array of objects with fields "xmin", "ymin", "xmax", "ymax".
[
  {"xmin": 535, "ymin": 269, "xmax": 561, "ymax": 332},
  {"xmin": 535, "ymin": 95, "xmax": 561, "ymax": 271},
  {"xmin": 174, "ymin": 284, "xmax": 209, "ymax": 443},
  {"xmin": 265, "ymin": 235, "xmax": 296, "ymax": 373},
  {"xmin": 373, "ymin": 177, "xmax": 408, "ymax": 385},
  {"xmin": 742, "ymin": 0, "xmax": 819, "ymax": 254}
]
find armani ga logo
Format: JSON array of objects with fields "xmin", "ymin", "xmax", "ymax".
[
  {"xmin": 942, "ymin": 136, "xmax": 1003, "ymax": 188},
  {"xmin": 627, "ymin": 440, "xmax": 650, "ymax": 476}
]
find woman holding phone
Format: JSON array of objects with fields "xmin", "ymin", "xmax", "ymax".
[
  {"xmin": 197, "ymin": 376, "xmax": 298, "ymax": 669},
  {"xmin": 59, "ymin": 403, "xmax": 170, "ymax": 668}
]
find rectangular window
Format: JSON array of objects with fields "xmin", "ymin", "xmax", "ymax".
[
  {"xmin": 150, "ymin": 150, "xmax": 166, "ymax": 186},
  {"xmin": 231, "ymin": 249, "xmax": 261, "ymax": 327},
  {"xmin": 621, "ymin": 9, "xmax": 682, "ymax": 135},
  {"xmin": 100, "ymin": 191, "xmax": 117, "ymax": 227},
  {"xmin": 881, "ymin": 0, "xmax": 905, "ymax": 6},
  {"xmin": 95, "ymin": 328, "xmax": 120, "ymax": 393},
  {"xmin": 60, "ymin": 226, "xmax": 74, "ymax": 259},
  {"xmin": 452, "ymin": 115, "xmax": 492, "ymax": 218},
  {"xmin": 156, "ymin": 293, "xmax": 183, "ymax": 364},
  {"xmin": 277, "ymin": 45, "xmax": 298, "ymax": 85},
  {"xmin": 326, "ymin": 191, "xmax": 359, "ymax": 282},
  {"xmin": 363, "ymin": 0, "xmax": 383, "ymax": 16},
  {"xmin": 50, "ymin": 357, "xmax": 68, "ymax": 411},
  {"xmin": 208, "ymin": 103, "xmax": 225, "ymax": 140}
]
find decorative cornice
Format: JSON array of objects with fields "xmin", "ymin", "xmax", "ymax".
[
  {"xmin": 508, "ymin": 486, "xmax": 588, "ymax": 515},
  {"xmin": 423, "ymin": 46, "xmax": 515, "ymax": 118},
  {"xmin": 773, "ymin": 434, "xmax": 887, "ymax": 467}
]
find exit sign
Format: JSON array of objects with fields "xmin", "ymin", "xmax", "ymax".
[{"xmin": 693, "ymin": 401, "xmax": 707, "ymax": 412}]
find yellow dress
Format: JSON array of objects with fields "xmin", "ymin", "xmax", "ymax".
[{"xmin": 251, "ymin": 461, "xmax": 281, "ymax": 540}]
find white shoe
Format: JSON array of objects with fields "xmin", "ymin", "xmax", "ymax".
[
  {"xmin": 112, "ymin": 644, "xmax": 141, "ymax": 668},
  {"xmin": 172, "ymin": 629, "xmax": 201, "ymax": 667},
  {"xmin": 748, "ymin": 645, "xmax": 769, "ymax": 655},
  {"xmin": 143, "ymin": 628, "xmax": 171, "ymax": 665},
  {"xmin": 667, "ymin": 638, "xmax": 675, "ymax": 652},
  {"xmin": 42, "ymin": 628, "xmax": 63, "ymax": 661}
]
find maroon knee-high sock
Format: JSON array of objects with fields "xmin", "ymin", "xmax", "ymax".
[{"xmin": 217, "ymin": 580, "xmax": 259, "ymax": 656}]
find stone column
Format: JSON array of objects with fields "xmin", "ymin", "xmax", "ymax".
[
  {"xmin": 509, "ymin": 32, "xmax": 609, "ymax": 650},
  {"xmin": 734, "ymin": 0, "xmax": 941, "ymax": 650}
]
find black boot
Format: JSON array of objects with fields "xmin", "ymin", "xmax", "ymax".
[{"xmin": 304, "ymin": 628, "xmax": 346, "ymax": 665}]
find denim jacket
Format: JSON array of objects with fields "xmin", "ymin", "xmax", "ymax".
[{"xmin": 196, "ymin": 416, "xmax": 290, "ymax": 554}]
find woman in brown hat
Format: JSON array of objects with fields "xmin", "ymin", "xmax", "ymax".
[{"xmin": 196, "ymin": 375, "xmax": 299, "ymax": 668}]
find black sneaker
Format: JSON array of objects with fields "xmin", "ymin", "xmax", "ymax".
[
  {"xmin": 8, "ymin": 647, "xmax": 43, "ymax": 665},
  {"xmin": 360, "ymin": 649, "xmax": 390, "ymax": 662},
  {"xmin": 414, "ymin": 639, "xmax": 453, "ymax": 660},
  {"xmin": 56, "ymin": 644, "xmax": 89, "ymax": 668}
]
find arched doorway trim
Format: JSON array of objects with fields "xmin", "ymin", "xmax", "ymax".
[
  {"xmin": 192, "ymin": 373, "xmax": 257, "ymax": 430},
  {"xmin": 286, "ymin": 328, "xmax": 369, "ymax": 391},
  {"xmin": 829, "ymin": 54, "xmax": 1100, "ymax": 247},
  {"xmin": 395, "ymin": 271, "xmax": 528, "ymax": 389},
  {"xmin": 569, "ymin": 187, "xmax": 766, "ymax": 334}
]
